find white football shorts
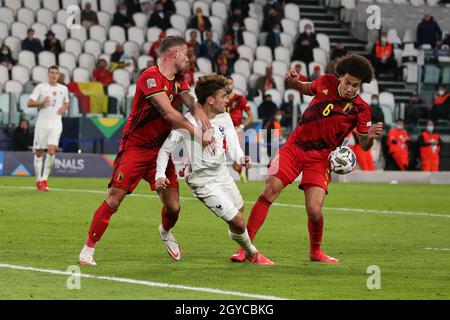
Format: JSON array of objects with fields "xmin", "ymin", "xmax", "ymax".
[{"xmin": 33, "ymin": 127, "xmax": 62, "ymax": 150}]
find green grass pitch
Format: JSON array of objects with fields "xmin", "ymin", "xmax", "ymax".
[{"xmin": 0, "ymin": 176, "xmax": 449, "ymax": 299}]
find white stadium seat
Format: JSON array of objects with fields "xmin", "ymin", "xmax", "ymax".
[
  {"xmin": 78, "ymin": 53, "xmax": 96, "ymax": 72},
  {"xmin": 379, "ymin": 91, "xmax": 395, "ymax": 110},
  {"xmin": 231, "ymin": 73, "xmax": 248, "ymax": 94},
  {"xmin": 43, "ymin": 0, "xmax": 61, "ymax": 13},
  {"xmin": 284, "ymin": 89, "xmax": 302, "ymax": 107},
  {"xmin": 316, "ymin": 33, "xmax": 331, "ymax": 53},
  {"xmin": 124, "ymin": 41, "xmax": 140, "ymax": 59},
  {"xmin": 245, "ymin": 17, "xmax": 260, "ymax": 36},
  {"xmin": 11, "ymin": 22, "xmax": 29, "ymax": 40},
  {"xmin": 237, "ymin": 45, "xmax": 254, "ymax": 64},
  {"xmin": 284, "ymin": 3, "xmax": 300, "ymax": 22},
  {"xmin": 362, "ymin": 79, "xmax": 379, "ymax": 95},
  {"xmin": 5, "ymin": 80, "xmax": 24, "ymax": 102},
  {"xmin": 299, "ymin": 19, "xmax": 315, "ymax": 33},
  {"xmin": 38, "ymin": 51, "xmax": 57, "ymax": 68},
  {"xmin": 243, "ymin": 31, "xmax": 258, "ymax": 50},
  {"xmin": 313, "ymin": 47, "xmax": 328, "ymax": 66},
  {"xmin": 147, "ymin": 27, "xmax": 162, "ymax": 43},
  {"xmin": 32, "ymin": 66, "xmax": 50, "ymax": 84},
  {"xmin": 209, "ymin": 16, "xmax": 224, "ymax": 39},
  {"xmin": 97, "ymin": 11, "xmax": 112, "ymax": 29},
  {"xmin": 64, "ymin": 38, "xmax": 83, "ymax": 57},
  {"xmin": 18, "ymin": 51, "xmax": 37, "ymax": 72},
  {"xmin": 4, "ymin": 0, "xmax": 21, "ymax": 14},
  {"xmin": 59, "ymin": 52, "xmax": 77, "ymax": 74},
  {"xmin": 175, "ymin": 0, "xmax": 192, "ymax": 19},
  {"xmin": 3, "ymin": 37, "xmax": 21, "ymax": 59},
  {"xmin": 256, "ymin": 46, "xmax": 273, "ymax": 64},
  {"xmin": 84, "ymin": 39, "xmax": 102, "ymax": 58},
  {"xmin": 90, "ymin": 25, "xmax": 108, "ymax": 45},
  {"xmin": 31, "ymin": 23, "xmax": 48, "ymax": 42},
  {"xmin": 170, "ymin": 14, "xmax": 187, "ymax": 33},
  {"xmin": 274, "ymin": 47, "xmax": 291, "ymax": 64},
  {"xmin": 133, "ymin": 13, "xmax": 149, "ymax": 29},
  {"xmin": 211, "ymin": 2, "xmax": 227, "ymax": 20},
  {"xmin": 166, "ymin": 28, "xmax": 182, "ymax": 37},
  {"xmin": 233, "ymin": 59, "xmax": 251, "ymax": 79},
  {"xmin": 73, "ymin": 67, "xmax": 91, "ymax": 82},
  {"xmin": 308, "ymin": 61, "xmax": 325, "ymax": 76},
  {"xmin": 17, "ymin": 8, "xmax": 35, "ymax": 28},
  {"xmin": 193, "ymin": 1, "xmax": 210, "ymax": 16},
  {"xmin": 12, "ymin": 65, "xmax": 31, "ymax": 85},
  {"xmin": 108, "ymin": 83, "xmax": 126, "ymax": 98},
  {"xmin": 281, "ymin": 18, "xmax": 297, "ymax": 38},
  {"xmin": 113, "ymin": 69, "xmax": 131, "ymax": 88},
  {"xmin": 253, "ymin": 59, "xmax": 269, "ymax": 76},
  {"xmin": 37, "ymin": 9, "xmax": 56, "ymax": 28},
  {"xmin": 272, "ymin": 60, "xmax": 288, "ymax": 77},
  {"xmin": 24, "ymin": 0, "xmax": 42, "ymax": 12},
  {"xmin": 104, "ymin": 40, "xmax": 119, "ymax": 55},
  {"xmin": 100, "ymin": 0, "xmax": 117, "ymax": 16},
  {"xmin": 265, "ymin": 88, "xmax": 282, "ymax": 107},
  {"xmin": 137, "ymin": 55, "xmax": 154, "ymax": 70},
  {"xmin": 197, "ymin": 57, "xmax": 213, "ymax": 74},
  {"xmin": 128, "ymin": 27, "xmax": 146, "ymax": 47},
  {"xmin": 50, "ymin": 23, "xmax": 68, "ymax": 42},
  {"xmin": 0, "ymin": 8, "xmax": 15, "ymax": 28}
]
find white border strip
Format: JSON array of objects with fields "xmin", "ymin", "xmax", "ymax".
[
  {"xmin": 2, "ymin": 186, "xmax": 449, "ymax": 219},
  {"xmin": 424, "ymin": 247, "xmax": 450, "ymax": 251},
  {"xmin": 0, "ymin": 263, "xmax": 288, "ymax": 300}
]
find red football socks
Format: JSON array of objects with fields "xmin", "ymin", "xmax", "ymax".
[
  {"xmin": 247, "ymin": 195, "xmax": 272, "ymax": 241},
  {"xmin": 161, "ymin": 206, "xmax": 178, "ymax": 232},
  {"xmin": 308, "ymin": 215, "xmax": 324, "ymax": 255},
  {"xmin": 86, "ymin": 201, "xmax": 116, "ymax": 248}
]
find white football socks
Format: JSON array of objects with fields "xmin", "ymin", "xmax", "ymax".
[
  {"xmin": 228, "ymin": 229, "xmax": 257, "ymax": 257},
  {"xmin": 34, "ymin": 155, "xmax": 43, "ymax": 182},
  {"xmin": 42, "ymin": 154, "xmax": 55, "ymax": 181}
]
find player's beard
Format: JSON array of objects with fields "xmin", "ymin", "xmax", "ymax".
[{"xmin": 175, "ymin": 60, "xmax": 189, "ymax": 74}]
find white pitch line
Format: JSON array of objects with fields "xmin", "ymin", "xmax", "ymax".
[
  {"xmin": 1, "ymin": 185, "xmax": 450, "ymax": 219},
  {"xmin": 0, "ymin": 263, "xmax": 288, "ymax": 300},
  {"xmin": 424, "ymin": 247, "xmax": 450, "ymax": 251}
]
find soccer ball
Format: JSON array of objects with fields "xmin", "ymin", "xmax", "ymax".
[{"xmin": 328, "ymin": 146, "xmax": 357, "ymax": 175}]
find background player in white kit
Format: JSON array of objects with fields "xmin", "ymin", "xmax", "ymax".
[
  {"xmin": 155, "ymin": 74, "xmax": 273, "ymax": 265},
  {"xmin": 27, "ymin": 66, "xmax": 69, "ymax": 191}
]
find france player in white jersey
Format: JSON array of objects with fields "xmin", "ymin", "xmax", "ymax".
[
  {"xmin": 155, "ymin": 74, "xmax": 273, "ymax": 265},
  {"xmin": 28, "ymin": 66, "xmax": 70, "ymax": 191}
]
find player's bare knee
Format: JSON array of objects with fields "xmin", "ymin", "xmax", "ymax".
[
  {"xmin": 306, "ymin": 203, "xmax": 323, "ymax": 221},
  {"xmin": 165, "ymin": 203, "xmax": 180, "ymax": 215},
  {"xmin": 262, "ymin": 181, "xmax": 283, "ymax": 202},
  {"xmin": 106, "ymin": 189, "xmax": 126, "ymax": 211},
  {"xmin": 229, "ymin": 214, "xmax": 246, "ymax": 234}
]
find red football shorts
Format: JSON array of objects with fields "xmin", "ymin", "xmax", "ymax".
[
  {"xmin": 267, "ymin": 142, "xmax": 332, "ymax": 193},
  {"xmin": 108, "ymin": 148, "xmax": 178, "ymax": 193}
]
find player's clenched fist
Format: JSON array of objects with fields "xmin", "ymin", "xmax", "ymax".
[
  {"xmin": 155, "ymin": 177, "xmax": 170, "ymax": 191},
  {"xmin": 369, "ymin": 122, "xmax": 384, "ymax": 139}
]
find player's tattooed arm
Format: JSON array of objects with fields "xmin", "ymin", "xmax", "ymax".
[{"xmin": 360, "ymin": 122, "xmax": 384, "ymax": 151}]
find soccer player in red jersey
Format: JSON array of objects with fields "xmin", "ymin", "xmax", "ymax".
[
  {"xmin": 78, "ymin": 36, "xmax": 212, "ymax": 266},
  {"xmin": 225, "ymin": 77, "xmax": 254, "ymax": 183},
  {"xmin": 230, "ymin": 54, "xmax": 384, "ymax": 264}
]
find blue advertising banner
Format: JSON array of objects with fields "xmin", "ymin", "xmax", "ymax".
[{"xmin": 0, "ymin": 151, "xmax": 4, "ymax": 176}]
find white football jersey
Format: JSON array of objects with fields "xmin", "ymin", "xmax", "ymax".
[
  {"xmin": 29, "ymin": 83, "xmax": 69, "ymax": 129},
  {"xmin": 156, "ymin": 112, "xmax": 245, "ymax": 181}
]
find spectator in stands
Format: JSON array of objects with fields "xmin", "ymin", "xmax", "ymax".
[
  {"xmin": 405, "ymin": 94, "xmax": 427, "ymax": 124},
  {"xmin": 220, "ymin": 34, "xmax": 239, "ymax": 75},
  {"xmin": 187, "ymin": 30, "xmax": 201, "ymax": 57},
  {"xmin": 189, "ymin": 8, "xmax": 211, "ymax": 38},
  {"xmin": 111, "ymin": 43, "xmax": 133, "ymax": 71},
  {"xmin": 44, "ymin": 31, "xmax": 63, "ymax": 56},
  {"xmin": 217, "ymin": 52, "xmax": 230, "ymax": 76},
  {"xmin": 387, "ymin": 119, "xmax": 410, "ymax": 171},
  {"xmin": 12, "ymin": 119, "xmax": 33, "ymax": 152},
  {"xmin": 80, "ymin": 2, "xmax": 99, "ymax": 28},
  {"xmin": 140, "ymin": 1, "xmax": 153, "ymax": 16},
  {"xmin": 285, "ymin": 64, "xmax": 307, "ymax": 89},
  {"xmin": 21, "ymin": 28, "xmax": 43, "ymax": 57},
  {"xmin": 370, "ymin": 94, "xmax": 385, "ymax": 124},
  {"xmin": 292, "ymin": 38, "xmax": 314, "ymax": 65},
  {"xmin": 371, "ymin": 31, "xmax": 399, "ymax": 79},
  {"xmin": 148, "ymin": 1, "xmax": 171, "ymax": 30},
  {"xmin": 58, "ymin": 73, "xmax": 66, "ymax": 85},
  {"xmin": 258, "ymin": 94, "xmax": 278, "ymax": 127},
  {"xmin": 262, "ymin": 7, "xmax": 282, "ymax": 33},
  {"xmin": 430, "ymin": 84, "xmax": 450, "ymax": 122},
  {"xmin": 161, "ymin": 0, "xmax": 176, "ymax": 16},
  {"xmin": 227, "ymin": 8, "xmax": 245, "ymax": 33},
  {"xmin": 263, "ymin": 0, "xmax": 283, "ymax": 20},
  {"xmin": 148, "ymin": 31, "xmax": 166, "ymax": 61},
  {"xmin": 187, "ymin": 46, "xmax": 198, "ymax": 73},
  {"xmin": 264, "ymin": 109, "xmax": 284, "ymax": 157},
  {"xmin": 297, "ymin": 24, "xmax": 319, "ymax": 49},
  {"xmin": 0, "ymin": 45, "xmax": 17, "ymax": 71},
  {"xmin": 309, "ymin": 65, "xmax": 321, "ymax": 81},
  {"xmin": 419, "ymin": 120, "xmax": 441, "ymax": 172},
  {"xmin": 125, "ymin": 0, "xmax": 142, "ymax": 15},
  {"xmin": 256, "ymin": 66, "xmax": 277, "ymax": 96},
  {"xmin": 112, "ymin": 3, "xmax": 135, "ymax": 30},
  {"xmin": 330, "ymin": 42, "xmax": 347, "ymax": 61},
  {"xmin": 417, "ymin": 13, "xmax": 443, "ymax": 49},
  {"xmin": 266, "ymin": 23, "xmax": 282, "ymax": 54},
  {"xmin": 231, "ymin": 0, "xmax": 250, "ymax": 18},
  {"xmin": 200, "ymin": 31, "xmax": 220, "ymax": 68},
  {"xmin": 93, "ymin": 58, "xmax": 113, "ymax": 87},
  {"xmin": 280, "ymin": 93, "xmax": 297, "ymax": 131},
  {"xmin": 226, "ymin": 21, "xmax": 244, "ymax": 47}
]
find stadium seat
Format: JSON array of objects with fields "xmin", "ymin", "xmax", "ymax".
[
  {"xmin": 62, "ymin": 0, "xmax": 81, "ymax": 9},
  {"xmin": 284, "ymin": 89, "xmax": 302, "ymax": 107},
  {"xmin": 427, "ymin": 0, "xmax": 440, "ymax": 6},
  {"xmin": 24, "ymin": 0, "xmax": 42, "ymax": 12},
  {"xmin": 30, "ymin": 23, "xmax": 47, "ymax": 42},
  {"xmin": 313, "ymin": 48, "xmax": 328, "ymax": 66},
  {"xmin": 280, "ymin": 33, "xmax": 294, "ymax": 52},
  {"xmin": 113, "ymin": 69, "xmax": 131, "ymax": 88},
  {"xmin": 128, "ymin": 84, "xmax": 136, "ymax": 97},
  {"xmin": 133, "ymin": 13, "xmax": 149, "ymax": 30},
  {"xmin": 79, "ymin": 53, "xmax": 96, "ymax": 72},
  {"xmin": 11, "ymin": 22, "xmax": 29, "ymax": 41},
  {"xmin": 243, "ymin": 31, "xmax": 258, "ymax": 50},
  {"xmin": 109, "ymin": 26, "xmax": 127, "ymax": 44},
  {"xmin": 299, "ymin": 19, "xmax": 315, "ymax": 33},
  {"xmin": 253, "ymin": 59, "xmax": 269, "ymax": 76},
  {"xmin": 0, "ymin": 93, "xmax": 11, "ymax": 124},
  {"xmin": 258, "ymin": 32, "xmax": 268, "ymax": 47},
  {"xmin": 442, "ymin": 66, "xmax": 450, "ymax": 84},
  {"xmin": 249, "ymin": 73, "xmax": 260, "ymax": 90},
  {"xmin": 108, "ymin": 83, "xmax": 126, "ymax": 112},
  {"xmin": 256, "ymin": 46, "xmax": 273, "ymax": 64},
  {"xmin": 360, "ymin": 92, "xmax": 372, "ymax": 104},
  {"xmin": 231, "ymin": 73, "xmax": 248, "ymax": 94},
  {"xmin": 147, "ymin": 27, "xmax": 163, "ymax": 43},
  {"xmin": 64, "ymin": 38, "xmax": 83, "ymax": 57},
  {"xmin": 249, "ymin": 2, "xmax": 263, "ymax": 26},
  {"xmin": 39, "ymin": 51, "xmax": 57, "ymax": 68},
  {"xmin": 387, "ymin": 29, "xmax": 402, "ymax": 47},
  {"xmin": 194, "ymin": 72, "xmax": 205, "ymax": 82},
  {"xmin": 379, "ymin": 91, "xmax": 395, "ymax": 111},
  {"xmin": 274, "ymin": 47, "xmax": 291, "ymax": 64},
  {"xmin": 18, "ymin": 51, "xmax": 37, "ymax": 72},
  {"xmin": 265, "ymin": 88, "xmax": 282, "ymax": 107},
  {"xmin": 0, "ymin": 22, "xmax": 9, "ymax": 42},
  {"xmin": 273, "ymin": 75, "xmax": 285, "ymax": 94},
  {"xmin": 84, "ymin": 39, "xmax": 102, "ymax": 58},
  {"xmin": 12, "ymin": 66, "xmax": 30, "ymax": 85},
  {"xmin": 59, "ymin": 52, "xmax": 77, "ymax": 75},
  {"xmin": 0, "ymin": 65, "xmax": 9, "ymax": 88},
  {"xmin": 316, "ymin": 34, "xmax": 331, "ymax": 53},
  {"xmin": 423, "ymin": 64, "xmax": 441, "ymax": 84},
  {"xmin": 272, "ymin": 60, "xmax": 288, "ymax": 77},
  {"xmin": 166, "ymin": 28, "xmax": 182, "ymax": 37},
  {"xmin": 0, "ymin": 8, "xmax": 15, "ymax": 28},
  {"xmin": 104, "ymin": 40, "xmax": 118, "ymax": 55},
  {"xmin": 73, "ymin": 67, "xmax": 91, "ymax": 82},
  {"xmin": 170, "ymin": 14, "xmax": 188, "ymax": 33},
  {"xmin": 5, "ymin": 81, "xmax": 24, "ymax": 104},
  {"xmin": 380, "ymin": 105, "xmax": 394, "ymax": 126},
  {"xmin": 137, "ymin": 55, "xmax": 153, "ymax": 70},
  {"xmin": 197, "ymin": 57, "xmax": 213, "ymax": 74},
  {"xmin": 97, "ymin": 11, "xmax": 112, "ymax": 29},
  {"xmin": 124, "ymin": 41, "xmax": 140, "ymax": 59},
  {"xmin": 32, "ymin": 66, "xmax": 50, "ymax": 84},
  {"xmin": 362, "ymin": 79, "xmax": 379, "ymax": 95},
  {"xmin": 3, "ymin": 37, "xmax": 21, "ymax": 59},
  {"xmin": 284, "ymin": 3, "xmax": 300, "ymax": 22},
  {"xmin": 281, "ymin": 18, "xmax": 297, "ymax": 38},
  {"xmin": 56, "ymin": 9, "xmax": 68, "ymax": 25},
  {"xmin": 59, "ymin": 66, "xmax": 71, "ymax": 84},
  {"xmin": 299, "ymin": 102, "xmax": 310, "ymax": 114},
  {"xmin": 50, "ymin": 24, "xmax": 68, "ymax": 42},
  {"xmin": 245, "ymin": 17, "xmax": 260, "ymax": 36},
  {"xmin": 175, "ymin": 0, "xmax": 192, "ymax": 19},
  {"xmin": 193, "ymin": 1, "xmax": 210, "ymax": 16},
  {"xmin": 100, "ymin": 0, "xmax": 117, "ymax": 16},
  {"xmin": 237, "ymin": 45, "xmax": 254, "ymax": 64},
  {"xmin": 17, "ymin": 8, "xmax": 35, "ymax": 28},
  {"xmin": 233, "ymin": 59, "xmax": 251, "ymax": 79},
  {"xmin": 209, "ymin": 16, "xmax": 224, "ymax": 39},
  {"xmin": 211, "ymin": 2, "xmax": 227, "ymax": 20},
  {"xmin": 36, "ymin": 9, "xmax": 56, "ymax": 28},
  {"xmin": 4, "ymin": 0, "xmax": 21, "ymax": 14},
  {"xmin": 43, "ymin": 0, "xmax": 61, "ymax": 13},
  {"xmin": 99, "ymin": 53, "xmax": 111, "ymax": 65},
  {"xmin": 127, "ymin": 27, "xmax": 145, "ymax": 47},
  {"xmin": 69, "ymin": 26, "xmax": 88, "ymax": 44},
  {"xmin": 410, "ymin": 0, "xmax": 425, "ymax": 5},
  {"xmin": 403, "ymin": 29, "xmax": 415, "ymax": 44},
  {"xmin": 88, "ymin": 25, "xmax": 107, "ymax": 45}
]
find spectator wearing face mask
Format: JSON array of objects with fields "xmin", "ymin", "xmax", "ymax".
[
  {"xmin": 263, "ymin": 0, "xmax": 283, "ymax": 19},
  {"xmin": 371, "ymin": 31, "xmax": 399, "ymax": 79},
  {"xmin": 430, "ymin": 84, "xmax": 450, "ymax": 122},
  {"xmin": 265, "ymin": 23, "xmax": 282, "ymax": 53},
  {"xmin": 262, "ymin": 7, "xmax": 282, "ymax": 33},
  {"xmin": 112, "ymin": 3, "xmax": 135, "ymax": 29},
  {"xmin": 148, "ymin": 1, "xmax": 171, "ymax": 30},
  {"xmin": 418, "ymin": 120, "xmax": 440, "ymax": 172},
  {"xmin": 227, "ymin": 7, "xmax": 245, "ymax": 32},
  {"xmin": 226, "ymin": 22, "xmax": 244, "ymax": 46},
  {"xmin": 370, "ymin": 94, "xmax": 385, "ymax": 124},
  {"xmin": 417, "ymin": 13, "xmax": 443, "ymax": 49},
  {"xmin": 296, "ymin": 24, "xmax": 319, "ymax": 49},
  {"xmin": 0, "ymin": 45, "xmax": 17, "ymax": 71},
  {"xmin": 44, "ymin": 31, "xmax": 63, "ymax": 56},
  {"xmin": 387, "ymin": 119, "xmax": 410, "ymax": 171}
]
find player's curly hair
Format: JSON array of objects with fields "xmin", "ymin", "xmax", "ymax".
[
  {"xmin": 195, "ymin": 74, "xmax": 228, "ymax": 105},
  {"xmin": 334, "ymin": 54, "xmax": 375, "ymax": 84}
]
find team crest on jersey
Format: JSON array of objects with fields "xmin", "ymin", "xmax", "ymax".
[
  {"xmin": 117, "ymin": 172, "xmax": 124, "ymax": 182},
  {"xmin": 53, "ymin": 91, "xmax": 57, "ymax": 96},
  {"xmin": 147, "ymin": 78, "xmax": 157, "ymax": 88},
  {"xmin": 219, "ymin": 125, "xmax": 225, "ymax": 136}
]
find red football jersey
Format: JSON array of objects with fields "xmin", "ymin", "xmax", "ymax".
[
  {"xmin": 119, "ymin": 65, "xmax": 190, "ymax": 151},
  {"xmin": 226, "ymin": 93, "xmax": 251, "ymax": 127},
  {"xmin": 289, "ymin": 74, "xmax": 372, "ymax": 154}
]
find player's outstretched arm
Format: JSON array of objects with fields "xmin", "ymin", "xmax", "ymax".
[
  {"xmin": 180, "ymin": 91, "xmax": 211, "ymax": 131},
  {"xmin": 155, "ymin": 131, "xmax": 183, "ymax": 191},
  {"xmin": 284, "ymin": 69, "xmax": 315, "ymax": 96},
  {"xmin": 360, "ymin": 122, "xmax": 384, "ymax": 151}
]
